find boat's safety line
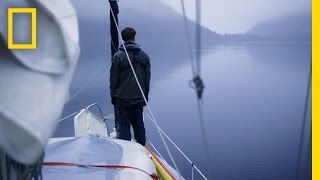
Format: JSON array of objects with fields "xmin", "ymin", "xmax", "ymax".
[
  {"xmin": 59, "ymin": 111, "xmax": 80, "ymax": 122},
  {"xmin": 144, "ymin": 113, "xmax": 208, "ymax": 180},
  {"xmin": 145, "ymin": 146, "xmax": 176, "ymax": 180},
  {"xmin": 109, "ymin": 5, "xmax": 183, "ymax": 180},
  {"xmin": 65, "ymin": 61, "xmax": 112, "ymax": 104},
  {"xmin": 148, "ymin": 140, "xmax": 165, "ymax": 160},
  {"xmin": 43, "ymin": 162, "xmax": 158, "ymax": 180},
  {"xmin": 58, "ymin": 109, "xmax": 208, "ymax": 179},
  {"xmin": 59, "ymin": 103, "xmax": 105, "ymax": 123}
]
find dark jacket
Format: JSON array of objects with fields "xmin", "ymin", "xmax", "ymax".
[{"xmin": 110, "ymin": 41, "xmax": 151, "ymax": 100}]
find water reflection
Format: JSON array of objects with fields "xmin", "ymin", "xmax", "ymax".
[{"xmin": 146, "ymin": 43, "xmax": 311, "ymax": 179}]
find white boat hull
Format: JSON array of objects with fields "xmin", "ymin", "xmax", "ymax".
[{"xmin": 43, "ymin": 109, "xmax": 157, "ymax": 180}]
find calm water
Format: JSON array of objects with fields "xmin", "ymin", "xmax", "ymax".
[{"xmin": 54, "ymin": 41, "xmax": 311, "ymax": 180}]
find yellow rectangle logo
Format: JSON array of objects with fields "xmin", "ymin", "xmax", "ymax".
[{"xmin": 8, "ymin": 8, "xmax": 37, "ymax": 49}]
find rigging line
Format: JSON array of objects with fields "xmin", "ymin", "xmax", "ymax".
[
  {"xmin": 59, "ymin": 110, "xmax": 81, "ymax": 122},
  {"xmin": 295, "ymin": 60, "xmax": 312, "ymax": 180},
  {"xmin": 65, "ymin": 61, "xmax": 112, "ymax": 104},
  {"xmin": 144, "ymin": 113, "xmax": 193, "ymax": 165},
  {"xmin": 196, "ymin": 99, "xmax": 212, "ymax": 180},
  {"xmin": 148, "ymin": 140, "xmax": 165, "ymax": 160},
  {"xmin": 192, "ymin": 165, "xmax": 194, "ymax": 180},
  {"xmin": 304, "ymin": 126, "xmax": 312, "ymax": 178},
  {"xmin": 179, "ymin": 0, "xmax": 197, "ymax": 77},
  {"xmin": 144, "ymin": 112, "xmax": 208, "ymax": 180},
  {"xmin": 109, "ymin": 7, "xmax": 183, "ymax": 180},
  {"xmin": 180, "ymin": 0, "xmax": 211, "ymax": 178}
]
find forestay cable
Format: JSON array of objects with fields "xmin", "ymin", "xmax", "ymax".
[{"xmin": 110, "ymin": 5, "xmax": 183, "ymax": 180}]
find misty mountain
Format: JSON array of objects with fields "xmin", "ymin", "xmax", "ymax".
[
  {"xmin": 245, "ymin": 13, "xmax": 311, "ymax": 42},
  {"xmin": 73, "ymin": 0, "xmax": 311, "ymax": 47},
  {"xmin": 75, "ymin": 0, "xmax": 221, "ymax": 47}
]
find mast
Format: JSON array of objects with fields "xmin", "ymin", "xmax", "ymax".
[
  {"xmin": 195, "ymin": 0, "xmax": 212, "ymax": 179},
  {"xmin": 195, "ymin": 0, "xmax": 201, "ymax": 77},
  {"xmin": 109, "ymin": 0, "xmax": 119, "ymax": 58}
]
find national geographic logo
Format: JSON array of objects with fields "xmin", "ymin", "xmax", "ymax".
[{"xmin": 7, "ymin": 8, "xmax": 36, "ymax": 49}]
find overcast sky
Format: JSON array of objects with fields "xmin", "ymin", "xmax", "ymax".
[
  {"xmin": 160, "ymin": 0, "xmax": 311, "ymax": 34},
  {"xmin": 72, "ymin": 0, "xmax": 311, "ymax": 34}
]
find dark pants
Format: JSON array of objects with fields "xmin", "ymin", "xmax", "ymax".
[{"xmin": 114, "ymin": 98, "xmax": 146, "ymax": 146}]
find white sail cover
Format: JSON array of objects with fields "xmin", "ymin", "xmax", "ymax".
[
  {"xmin": 43, "ymin": 135, "xmax": 123, "ymax": 180},
  {"xmin": 43, "ymin": 135, "xmax": 157, "ymax": 180},
  {"xmin": 0, "ymin": 0, "xmax": 79, "ymax": 164}
]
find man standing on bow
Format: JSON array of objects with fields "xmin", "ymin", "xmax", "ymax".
[{"xmin": 110, "ymin": 27, "xmax": 151, "ymax": 146}]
